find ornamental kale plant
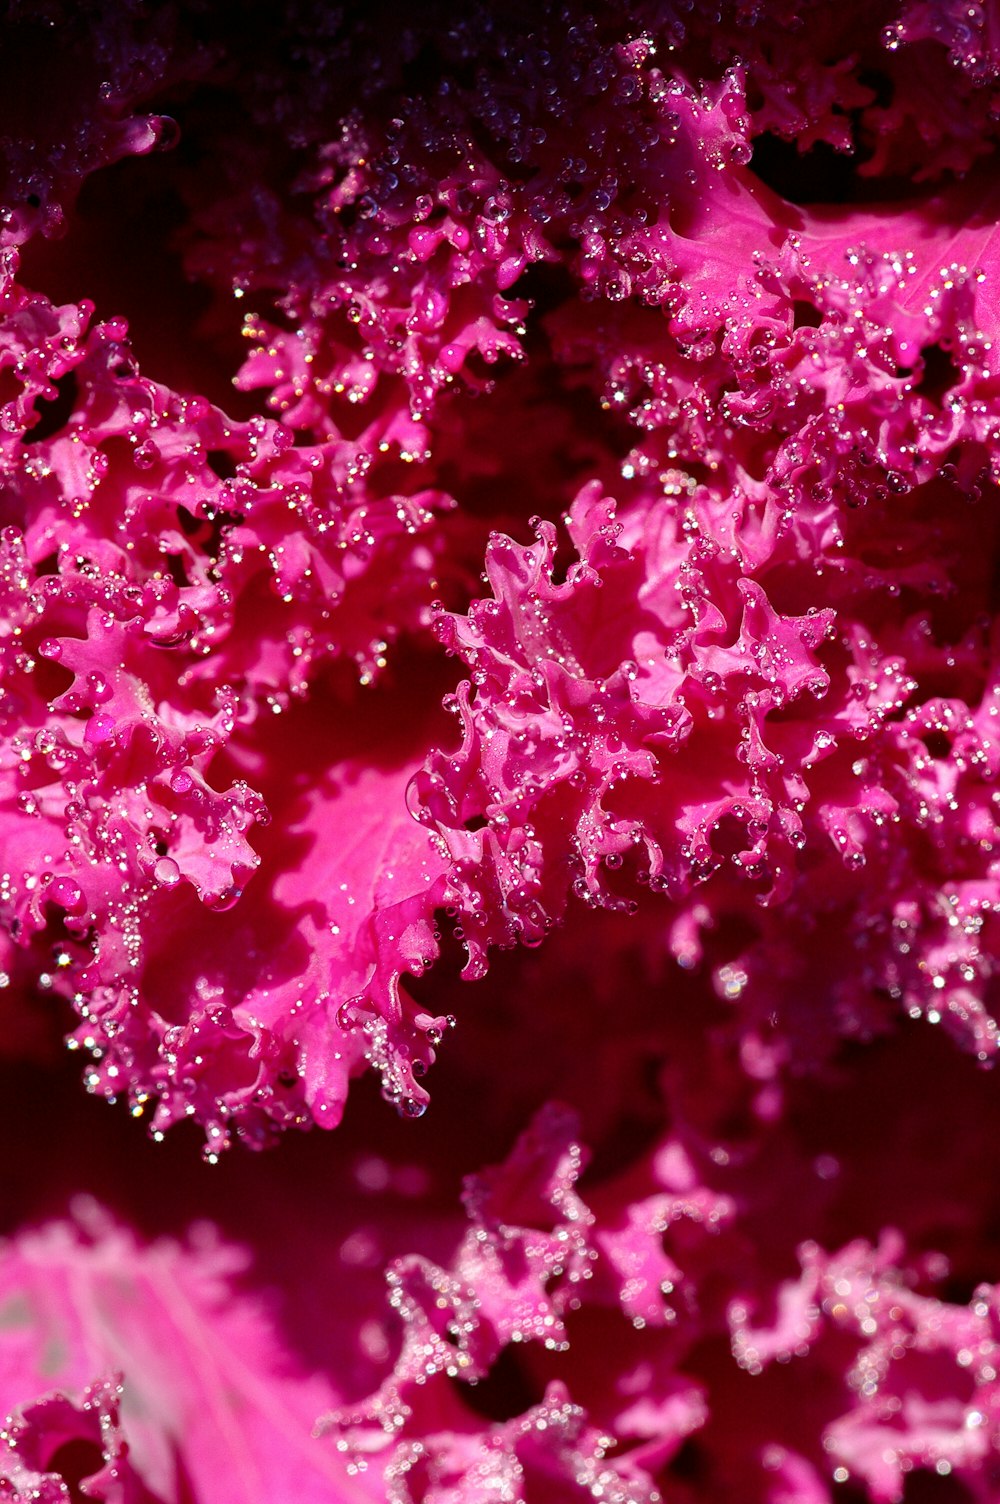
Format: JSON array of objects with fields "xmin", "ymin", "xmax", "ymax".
[{"xmin": 3, "ymin": 0, "xmax": 1000, "ymax": 1499}]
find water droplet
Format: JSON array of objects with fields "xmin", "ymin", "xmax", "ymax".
[
  {"xmin": 49, "ymin": 877, "xmax": 84, "ymax": 913},
  {"xmin": 206, "ymin": 884, "xmax": 242, "ymax": 912},
  {"xmin": 153, "ymin": 857, "xmax": 181, "ymax": 887},
  {"xmin": 85, "ymin": 712, "xmax": 115, "ymax": 746}
]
